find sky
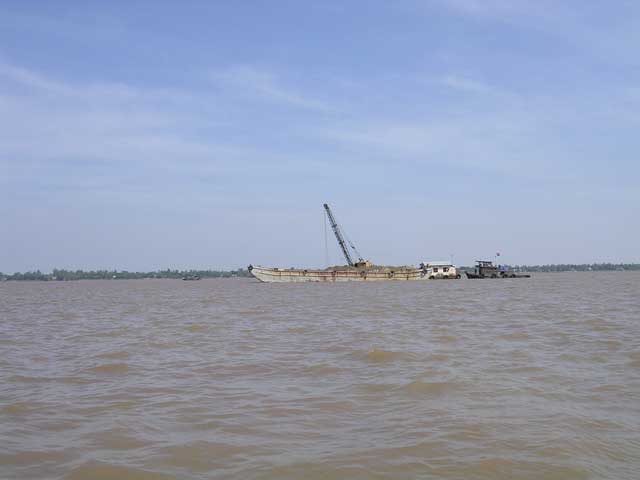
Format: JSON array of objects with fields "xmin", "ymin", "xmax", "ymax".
[{"xmin": 1, "ymin": 0, "xmax": 639, "ymax": 272}]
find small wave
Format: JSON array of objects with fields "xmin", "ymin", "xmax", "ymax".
[
  {"xmin": 66, "ymin": 461, "xmax": 176, "ymax": 480},
  {"xmin": 499, "ymin": 331, "xmax": 530, "ymax": 340},
  {"xmin": 96, "ymin": 350, "xmax": 130, "ymax": 360},
  {"xmin": 262, "ymin": 462, "xmax": 367, "ymax": 479},
  {"xmin": 585, "ymin": 318, "xmax": 614, "ymax": 331},
  {"xmin": 425, "ymin": 353, "xmax": 450, "ymax": 362},
  {"xmin": 260, "ymin": 406, "xmax": 307, "ymax": 417},
  {"xmin": 2, "ymin": 401, "xmax": 43, "ymax": 415},
  {"xmin": 59, "ymin": 376, "xmax": 93, "ymax": 385},
  {"xmin": 196, "ymin": 363, "xmax": 273, "ymax": 377},
  {"xmin": 573, "ymin": 417, "xmax": 623, "ymax": 431},
  {"xmin": 86, "ymin": 363, "xmax": 130, "ymax": 375},
  {"xmin": 187, "ymin": 324, "xmax": 207, "ymax": 332},
  {"xmin": 440, "ymin": 458, "xmax": 590, "ymax": 479},
  {"xmin": 77, "ymin": 400, "xmax": 138, "ymax": 414},
  {"xmin": 591, "ymin": 384, "xmax": 624, "ymax": 393},
  {"xmin": 304, "ymin": 363, "xmax": 344, "ymax": 375},
  {"xmin": 313, "ymin": 400, "xmax": 355, "ymax": 413},
  {"xmin": 95, "ymin": 329, "xmax": 129, "ymax": 338},
  {"xmin": 364, "ymin": 349, "xmax": 416, "ymax": 363},
  {"xmin": 7, "ymin": 375, "xmax": 52, "ymax": 383},
  {"xmin": 192, "ymin": 420, "xmax": 222, "ymax": 431},
  {"xmin": 506, "ymin": 365, "xmax": 545, "ymax": 374},
  {"xmin": 558, "ymin": 353, "xmax": 583, "ymax": 362},
  {"xmin": 509, "ymin": 349, "xmax": 532, "ymax": 360},
  {"xmin": 147, "ymin": 341, "xmax": 180, "ymax": 349},
  {"xmin": 357, "ymin": 383, "xmax": 395, "ymax": 394},
  {"xmin": 86, "ymin": 430, "xmax": 148, "ymax": 450},
  {"xmin": 156, "ymin": 441, "xmax": 265, "ymax": 471},
  {"xmin": 589, "ymin": 354, "xmax": 608, "ymax": 363},
  {"xmin": 8, "ymin": 374, "xmax": 92, "ymax": 385},
  {"xmin": 436, "ymin": 335, "xmax": 459, "ymax": 343},
  {"xmin": 444, "ymin": 424, "xmax": 492, "ymax": 441},
  {"xmin": 403, "ymin": 380, "xmax": 459, "ymax": 395},
  {"xmin": 597, "ymin": 339, "xmax": 622, "ymax": 351},
  {"xmin": 0, "ymin": 449, "xmax": 69, "ymax": 466}
]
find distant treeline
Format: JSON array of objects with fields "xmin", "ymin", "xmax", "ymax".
[
  {"xmin": 0, "ymin": 268, "xmax": 251, "ymax": 281},
  {"xmin": 460, "ymin": 263, "xmax": 640, "ymax": 272},
  {"xmin": 2, "ymin": 264, "xmax": 639, "ymax": 281}
]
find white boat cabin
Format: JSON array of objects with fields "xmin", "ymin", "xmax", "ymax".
[{"xmin": 420, "ymin": 261, "xmax": 460, "ymax": 279}]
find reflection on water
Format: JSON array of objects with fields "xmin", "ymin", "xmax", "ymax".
[{"xmin": 1, "ymin": 273, "xmax": 639, "ymax": 479}]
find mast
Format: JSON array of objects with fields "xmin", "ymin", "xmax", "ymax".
[{"xmin": 323, "ymin": 203, "xmax": 355, "ymax": 266}]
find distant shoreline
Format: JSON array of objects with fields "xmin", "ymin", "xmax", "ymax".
[
  {"xmin": 1, "ymin": 264, "xmax": 638, "ymax": 281},
  {"xmin": 0, "ymin": 269, "xmax": 251, "ymax": 282}
]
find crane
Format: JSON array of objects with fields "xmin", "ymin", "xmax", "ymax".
[{"xmin": 323, "ymin": 203, "xmax": 366, "ymax": 267}]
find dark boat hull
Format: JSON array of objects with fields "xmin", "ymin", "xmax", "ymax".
[{"xmin": 465, "ymin": 272, "xmax": 530, "ymax": 279}]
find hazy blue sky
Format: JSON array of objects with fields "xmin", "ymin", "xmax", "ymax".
[{"xmin": 1, "ymin": 1, "xmax": 638, "ymax": 272}]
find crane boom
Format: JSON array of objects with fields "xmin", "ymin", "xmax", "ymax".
[{"xmin": 323, "ymin": 203, "xmax": 355, "ymax": 266}]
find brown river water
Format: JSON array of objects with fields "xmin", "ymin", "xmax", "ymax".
[{"xmin": 1, "ymin": 273, "xmax": 639, "ymax": 479}]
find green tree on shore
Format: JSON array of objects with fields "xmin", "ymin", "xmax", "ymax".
[{"xmin": 0, "ymin": 268, "xmax": 251, "ymax": 281}]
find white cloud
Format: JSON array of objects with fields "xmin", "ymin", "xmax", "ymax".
[
  {"xmin": 430, "ymin": 0, "xmax": 640, "ymax": 66},
  {"xmin": 0, "ymin": 61, "xmax": 195, "ymax": 103},
  {"xmin": 431, "ymin": 0, "xmax": 566, "ymax": 24},
  {"xmin": 210, "ymin": 65, "xmax": 334, "ymax": 112},
  {"xmin": 321, "ymin": 112, "xmax": 539, "ymax": 175},
  {"xmin": 439, "ymin": 74, "xmax": 513, "ymax": 98},
  {"xmin": 1, "ymin": 60, "xmax": 637, "ymax": 201},
  {"xmin": 0, "ymin": 62, "xmax": 327, "ymax": 194}
]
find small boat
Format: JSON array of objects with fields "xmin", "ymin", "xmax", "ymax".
[
  {"xmin": 465, "ymin": 260, "xmax": 530, "ymax": 279},
  {"xmin": 182, "ymin": 275, "xmax": 201, "ymax": 281}
]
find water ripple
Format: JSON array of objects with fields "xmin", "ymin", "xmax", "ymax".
[{"xmin": 1, "ymin": 273, "xmax": 639, "ymax": 479}]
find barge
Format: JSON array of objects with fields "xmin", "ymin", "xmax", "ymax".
[
  {"xmin": 248, "ymin": 262, "xmax": 460, "ymax": 283},
  {"xmin": 248, "ymin": 204, "xmax": 460, "ymax": 283}
]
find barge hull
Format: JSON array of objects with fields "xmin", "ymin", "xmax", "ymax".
[{"xmin": 248, "ymin": 265, "xmax": 434, "ymax": 283}]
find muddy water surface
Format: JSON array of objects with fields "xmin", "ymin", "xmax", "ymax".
[{"xmin": 1, "ymin": 273, "xmax": 639, "ymax": 479}]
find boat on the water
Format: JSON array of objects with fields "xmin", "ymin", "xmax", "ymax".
[
  {"xmin": 465, "ymin": 260, "xmax": 530, "ymax": 279},
  {"xmin": 182, "ymin": 275, "xmax": 201, "ymax": 281},
  {"xmin": 249, "ymin": 264, "xmax": 442, "ymax": 283},
  {"xmin": 249, "ymin": 204, "xmax": 460, "ymax": 283}
]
